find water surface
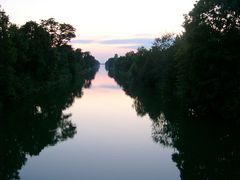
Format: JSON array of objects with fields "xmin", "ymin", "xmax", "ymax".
[{"xmin": 19, "ymin": 66, "xmax": 180, "ymax": 180}]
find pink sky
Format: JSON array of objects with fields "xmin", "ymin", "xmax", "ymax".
[{"xmin": 1, "ymin": 0, "xmax": 196, "ymax": 62}]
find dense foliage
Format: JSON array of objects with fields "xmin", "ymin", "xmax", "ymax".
[
  {"xmin": 0, "ymin": 8, "xmax": 99, "ymax": 105},
  {"xmin": 105, "ymin": 1, "xmax": 240, "ymax": 178},
  {"xmin": 105, "ymin": 0, "xmax": 240, "ymax": 122},
  {"xmin": 0, "ymin": 6, "xmax": 100, "ymax": 179},
  {"xmin": 105, "ymin": 1, "xmax": 240, "ymax": 177}
]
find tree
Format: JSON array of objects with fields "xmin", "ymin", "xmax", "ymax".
[
  {"xmin": 0, "ymin": 8, "xmax": 99, "ymax": 102},
  {"xmin": 184, "ymin": 0, "xmax": 240, "ymax": 34},
  {"xmin": 0, "ymin": 7, "xmax": 16, "ymax": 64},
  {"xmin": 151, "ymin": 33, "xmax": 175, "ymax": 52},
  {"xmin": 18, "ymin": 21, "xmax": 52, "ymax": 81},
  {"xmin": 0, "ymin": 7, "xmax": 9, "ymax": 40},
  {"xmin": 176, "ymin": 0, "xmax": 240, "ymax": 117},
  {"xmin": 40, "ymin": 18, "xmax": 76, "ymax": 47}
]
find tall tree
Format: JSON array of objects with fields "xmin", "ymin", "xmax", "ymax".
[
  {"xmin": 41, "ymin": 18, "xmax": 76, "ymax": 47},
  {"xmin": 176, "ymin": 0, "xmax": 240, "ymax": 117}
]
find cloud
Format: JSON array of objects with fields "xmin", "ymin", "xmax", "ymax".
[
  {"xmin": 71, "ymin": 39, "xmax": 95, "ymax": 44},
  {"xmin": 117, "ymin": 45, "xmax": 142, "ymax": 49},
  {"xmin": 99, "ymin": 38, "xmax": 153, "ymax": 45},
  {"xmin": 93, "ymin": 84, "xmax": 120, "ymax": 89},
  {"xmin": 71, "ymin": 38, "xmax": 154, "ymax": 46}
]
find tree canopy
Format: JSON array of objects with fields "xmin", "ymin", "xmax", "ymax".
[
  {"xmin": 41, "ymin": 18, "xmax": 76, "ymax": 47},
  {"xmin": 105, "ymin": 0, "xmax": 240, "ymax": 121},
  {"xmin": 0, "ymin": 7, "xmax": 99, "ymax": 104}
]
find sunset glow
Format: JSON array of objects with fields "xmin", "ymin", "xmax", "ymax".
[{"xmin": 1, "ymin": 0, "xmax": 196, "ymax": 62}]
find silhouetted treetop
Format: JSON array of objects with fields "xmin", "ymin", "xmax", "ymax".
[
  {"xmin": 0, "ymin": 7, "xmax": 99, "ymax": 102},
  {"xmin": 105, "ymin": 0, "xmax": 240, "ymax": 121},
  {"xmin": 41, "ymin": 18, "xmax": 76, "ymax": 47},
  {"xmin": 184, "ymin": 0, "xmax": 240, "ymax": 33},
  {"xmin": 151, "ymin": 33, "xmax": 175, "ymax": 52}
]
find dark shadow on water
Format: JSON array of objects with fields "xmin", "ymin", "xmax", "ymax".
[
  {"xmin": 0, "ymin": 67, "xmax": 99, "ymax": 180},
  {"xmin": 107, "ymin": 67, "xmax": 240, "ymax": 180}
]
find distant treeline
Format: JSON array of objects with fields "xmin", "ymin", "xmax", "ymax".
[
  {"xmin": 0, "ymin": 8, "xmax": 100, "ymax": 104},
  {"xmin": 105, "ymin": 0, "xmax": 240, "ymax": 122}
]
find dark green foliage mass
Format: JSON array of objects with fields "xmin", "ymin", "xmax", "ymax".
[
  {"xmin": 0, "ymin": 8, "xmax": 99, "ymax": 178},
  {"xmin": 105, "ymin": 2, "xmax": 240, "ymax": 178},
  {"xmin": 177, "ymin": 0, "xmax": 240, "ymax": 118},
  {"xmin": 106, "ymin": 2, "xmax": 240, "ymax": 177},
  {"xmin": 41, "ymin": 18, "xmax": 76, "ymax": 47},
  {"xmin": 106, "ymin": 0, "xmax": 240, "ymax": 122},
  {"xmin": 0, "ymin": 8, "xmax": 99, "ymax": 105}
]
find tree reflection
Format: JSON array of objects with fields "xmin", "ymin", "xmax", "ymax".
[
  {"xmin": 110, "ymin": 73, "xmax": 240, "ymax": 180},
  {"xmin": 172, "ymin": 121, "xmax": 240, "ymax": 179},
  {"xmin": 0, "ymin": 67, "xmax": 99, "ymax": 180},
  {"xmin": 151, "ymin": 114, "xmax": 173, "ymax": 147}
]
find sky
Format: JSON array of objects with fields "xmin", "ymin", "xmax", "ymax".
[{"xmin": 1, "ymin": 0, "xmax": 196, "ymax": 62}]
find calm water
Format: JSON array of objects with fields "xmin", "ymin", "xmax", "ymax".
[
  {"xmin": 2, "ymin": 66, "xmax": 239, "ymax": 180},
  {"xmin": 19, "ymin": 66, "xmax": 180, "ymax": 180}
]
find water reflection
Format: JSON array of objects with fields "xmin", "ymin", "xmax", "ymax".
[
  {"xmin": 108, "ymin": 69, "xmax": 240, "ymax": 180},
  {"xmin": 0, "ymin": 68, "xmax": 98, "ymax": 180}
]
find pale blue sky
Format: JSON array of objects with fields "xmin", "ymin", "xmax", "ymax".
[{"xmin": 1, "ymin": 0, "xmax": 196, "ymax": 62}]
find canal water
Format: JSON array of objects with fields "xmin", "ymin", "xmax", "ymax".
[{"xmin": 19, "ymin": 66, "xmax": 180, "ymax": 179}]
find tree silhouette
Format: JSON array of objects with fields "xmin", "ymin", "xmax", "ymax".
[{"xmin": 41, "ymin": 18, "xmax": 76, "ymax": 47}]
